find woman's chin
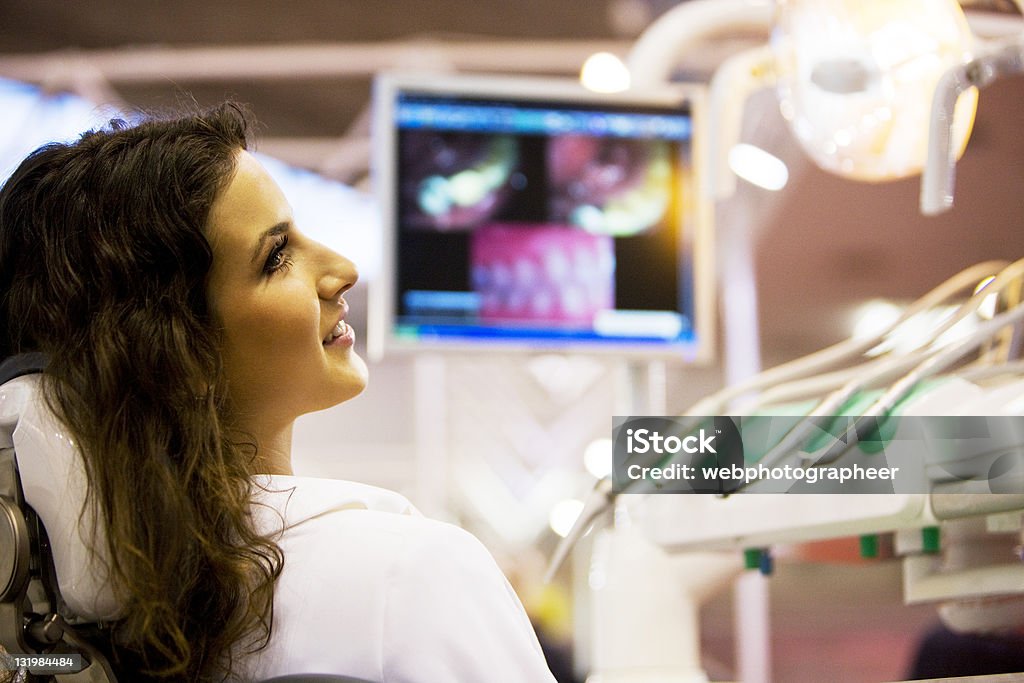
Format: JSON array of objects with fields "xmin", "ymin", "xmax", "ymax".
[{"xmin": 331, "ymin": 355, "xmax": 369, "ymax": 406}]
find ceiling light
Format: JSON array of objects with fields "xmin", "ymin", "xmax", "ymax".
[
  {"xmin": 581, "ymin": 52, "xmax": 631, "ymax": 93},
  {"xmin": 583, "ymin": 438, "xmax": 614, "ymax": 479}
]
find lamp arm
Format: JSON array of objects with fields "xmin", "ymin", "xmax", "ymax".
[
  {"xmin": 921, "ymin": 36, "xmax": 1024, "ymax": 215},
  {"xmin": 626, "ymin": 0, "xmax": 773, "ymax": 89}
]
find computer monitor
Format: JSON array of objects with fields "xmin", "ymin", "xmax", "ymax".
[{"xmin": 369, "ymin": 72, "xmax": 713, "ymax": 362}]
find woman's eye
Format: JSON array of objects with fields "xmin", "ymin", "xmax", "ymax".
[{"xmin": 263, "ymin": 235, "xmax": 292, "ymax": 275}]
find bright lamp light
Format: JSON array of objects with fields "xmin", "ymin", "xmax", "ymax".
[
  {"xmin": 772, "ymin": 0, "xmax": 978, "ymax": 181},
  {"xmin": 580, "ymin": 52, "xmax": 632, "ymax": 93}
]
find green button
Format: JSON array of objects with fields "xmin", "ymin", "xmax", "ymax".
[{"xmin": 859, "ymin": 534, "xmax": 879, "ymax": 558}]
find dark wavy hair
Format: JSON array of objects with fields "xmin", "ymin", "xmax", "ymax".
[{"xmin": 0, "ymin": 104, "xmax": 284, "ymax": 681}]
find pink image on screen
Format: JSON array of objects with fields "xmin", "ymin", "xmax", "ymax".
[{"xmin": 470, "ymin": 224, "xmax": 615, "ymax": 325}]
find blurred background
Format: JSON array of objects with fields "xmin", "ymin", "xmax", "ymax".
[{"xmin": 2, "ymin": 1, "xmax": 1024, "ymax": 681}]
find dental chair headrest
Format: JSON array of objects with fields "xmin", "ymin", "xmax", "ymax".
[
  {"xmin": 0, "ymin": 365, "xmax": 121, "ymax": 622},
  {"xmin": 0, "ymin": 352, "xmax": 48, "ymax": 385}
]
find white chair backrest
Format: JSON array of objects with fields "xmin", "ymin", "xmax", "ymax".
[{"xmin": 0, "ymin": 374, "xmax": 120, "ymax": 622}]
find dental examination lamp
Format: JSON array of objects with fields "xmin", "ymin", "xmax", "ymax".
[
  {"xmin": 774, "ymin": 0, "xmax": 1024, "ymax": 215},
  {"xmin": 633, "ymin": 0, "xmax": 1022, "ymax": 211}
]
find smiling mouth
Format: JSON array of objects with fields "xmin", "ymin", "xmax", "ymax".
[{"xmin": 323, "ymin": 319, "xmax": 350, "ymax": 344}]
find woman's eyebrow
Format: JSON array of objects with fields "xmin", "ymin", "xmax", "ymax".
[{"xmin": 250, "ymin": 221, "xmax": 291, "ymax": 264}]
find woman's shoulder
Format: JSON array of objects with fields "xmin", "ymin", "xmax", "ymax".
[{"xmin": 248, "ymin": 473, "xmax": 486, "ymax": 568}]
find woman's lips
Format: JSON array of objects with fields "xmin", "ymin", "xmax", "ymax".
[
  {"xmin": 324, "ymin": 320, "xmax": 355, "ymax": 348},
  {"xmin": 323, "ymin": 301, "xmax": 354, "ymax": 347}
]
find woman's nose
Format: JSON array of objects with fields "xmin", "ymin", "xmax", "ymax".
[{"xmin": 317, "ymin": 246, "xmax": 358, "ymax": 301}]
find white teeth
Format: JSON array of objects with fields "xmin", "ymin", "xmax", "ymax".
[{"xmin": 324, "ymin": 320, "xmax": 348, "ymax": 343}]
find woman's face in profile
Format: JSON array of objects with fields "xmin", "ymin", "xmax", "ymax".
[{"xmin": 205, "ymin": 150, "xmax": 368, "ymax": 426}]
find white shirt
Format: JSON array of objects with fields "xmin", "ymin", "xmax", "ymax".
[{"xmin": 239, "ymin": 475, "xmax": 557, "ymax": 683}]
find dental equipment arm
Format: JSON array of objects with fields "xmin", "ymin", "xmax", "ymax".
[
  {"xmin": 743, "ymin": 257, "xmax": 1024, "ymax": 476},
  {"xmin": 685, "ymin": 260, "xmax": 1006, "ymax": 417},
  {"xmin": 545, "ymin": 262, "xmax": 1007, "ymax": 579},
  {"xmin": 803, "ymin": 301, "xmax": 1024, "ymax": 467}
]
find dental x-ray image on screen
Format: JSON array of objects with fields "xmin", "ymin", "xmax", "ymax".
[{"xmin": 370, "ymin": 72, "xmax": 713, "ymax": 361}]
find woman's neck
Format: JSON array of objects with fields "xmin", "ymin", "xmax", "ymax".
[{"xmin": 248, "ymin": 421, "xmax": 295, "ymax": 475}]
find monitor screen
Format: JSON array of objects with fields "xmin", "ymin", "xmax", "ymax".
[{"xmin": 370, "ymin": 72, "xmax": 713, "ymax": 361}]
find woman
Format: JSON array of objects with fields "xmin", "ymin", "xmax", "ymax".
[{"xmin": 0, "ymin": 105, "xmax": 556, "ymax": 682}]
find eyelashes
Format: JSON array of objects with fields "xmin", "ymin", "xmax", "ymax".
[{"xmin": 263, "ymin": 234, "xmax": 293, "ymax": 275}]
